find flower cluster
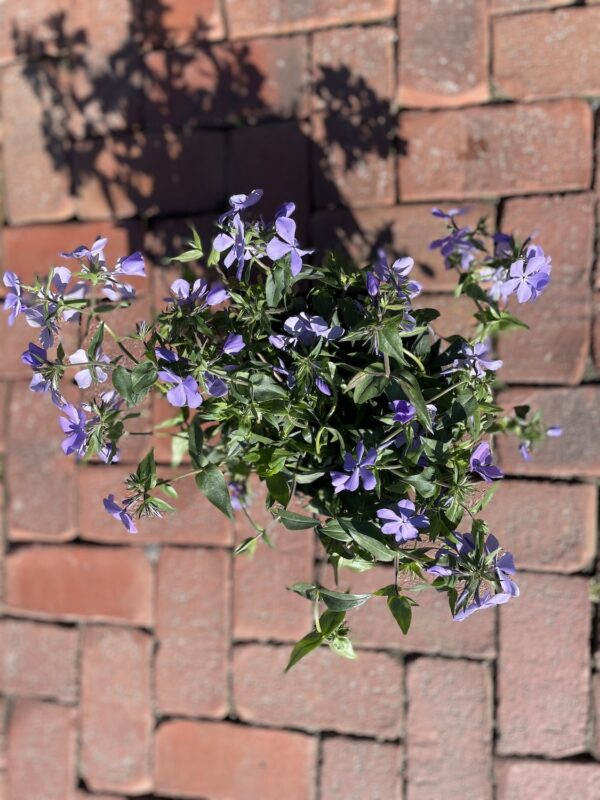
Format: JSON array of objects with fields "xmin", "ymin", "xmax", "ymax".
[{"xmin": 2, "ymin": 193, "xmax": 560, "ymax": 667}]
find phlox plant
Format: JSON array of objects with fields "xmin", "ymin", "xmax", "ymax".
[{"xmin": 2, "ymin": 192, "xmax": 560, "ymax": 668}]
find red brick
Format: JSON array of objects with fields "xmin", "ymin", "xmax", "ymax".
[
  {"xmin": 483, "ymin": 480, "xmax": 596, "ymax": 573},
  {"xmin": 233, "ymin": 481, "xmax": 315, "ymax": 642},
  {"xmin": 143, "ymin": 0, "xmax": 225, "ymax": 46},
  {"xmin": 0, "ymin": 698, "xmax": 6, "ymax": 770},
  {"xmin": 229, "ymin": 122, "xmax": 310, "ymax": 235},
  {"xmin": 413, "ymin": 291, "xmax": 478, "ymax": 340},
  {"xmin": 0, "ymin": 0, "xmax": 70, "ymax": 63},
  {"xmin": 156, "ymin": 547, "xmax": 230, "ymax": 717},
  {"xmin": 7, "ymin": 700, "xmax": 76, "ymax": 800},
  {"xmin": 2, "ymin": 64, "xmax": 75, "ymax": 224},
  {"xmin": 0, "ymin": 620, "xmax": 78, "ymax": 702},
  {"xmin": 5, "ymin": 545, "xmax": 154, "ymax": 625},
  {"xmin": 74, "ymin": 131, "xmax": 227, "ymax": 220},
  {"xmin": 496, "ymin": 759, "xmax": 600, "ymax": 800},
  {"xmin": 81, "ymin": 626, "xmax": 153, "ymax": 794},
  {"xmin": 500, "ymin": 193, "xmax": 595, "ymax": 286},
  {"xmin": 320, "ymin": 737, "xmax": 402, "ymax": 800},
  {"xmin": 407, "ymin": 658, "xmax": 492, "ymax": 800},
  {"xmin": 497, "ymin": 387, "xmax": 600, "ymax": 478},
  {"xmin": 312, "ymin": 110, "xmax": 396, "ymax": 210},
  {"xmin": 311, "ymin": 201, "xmax": 495, "ymax": 292},
  {"xmin": 494, "ymin": 9, "xmax": 600, "ymax": 101},
  {"xmin": 498, "ymin": 281, "xmax": 590, "ymax": 385},
  {"xmin": 593, "ymin": 673, "xmax": 600, "ymax": 759},
  {"xmin": 7, "ymin": 385, "xmax": 77, "ymax": 541},
  {"xmin": 155, "ymin": 719, "xmax": 316, "ymax": 800},
  {"xmin": 79, "ymin": 465, "xmax": 234, "ymax": 546},
  {"xmin": 398, "ymin": 0, "xmax": 488, "ymax": 107},
  {"xmin": 497, "ymin": 573, "xmax": 590, "ymax": 756},
  {"xmin": 0, "ymin": 382, "xmax": 8, "ymax": 454},
  {"xmin": 234, "ymin": 644, "xmax": 403, "ymax": 737},
  {"xmin": 491, "ymin": 0, "xmax": 572, "ymax": 10},
  {"xmin": 145, "ymin": 37, "xmax": 308, "ymax": 129},
  {"xmin": 225, "ymin": 0, "xmax": 396, "ymax": 37},
  {"xmin": 594, "ymin": 293, "xmax": 600, "ymax": 371},
  {"xmin": 312, "ymin": 25, "xmax": 395, "ymax": 112},
  {"xmin": 0, "ymin": 321, "xmax": 36, "ymax": 380},
  {"xmin": 322, "ymin": 564, "xmax": 495, "ymax": 658},
  {"xmin": 2, "ymin": 220, "xmax": 143, "ymax": 287},
  {"xmin": 399, "ymin": 100, "xmax": 592, "ymax": 200}
]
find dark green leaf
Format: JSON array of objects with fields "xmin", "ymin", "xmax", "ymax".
[
  {"xmin": 195, "ymin": 465, "xmax": 233, "ymax": 519},
  {"xmin": 276, "ymin": 510, "xmax": 320, "ymax": 530},
  {"xmin": 353, "ymin": 372, "xmax": 389, "ymax": 404},
  {"xmin": 388, "ymin": 595, "xmax": 412, "ymax": 634},
  {"xmin": 319, "ymin": 587, "xmax": 371, "ymax": 611},
  {"xmin": 266, "ymin": 473, "xmax": 292, "ymax": 506},
  {"xmin": 112, "ymin": 366, "xmax": 133, "ymax": 404},
  {"xmin": 396, "ymin": 370, "xmax": 432, "ymax": 431},
  {"xmin": 378, "ymin": 325, "xmax": 406, "ymax": 365},
  {"xmin": 188, "ymin": 418, "xmax": 204, "ymax": 470},
  {"xmin": 137, "ymin": 450, "xmax": 157, "ymax": 489}
]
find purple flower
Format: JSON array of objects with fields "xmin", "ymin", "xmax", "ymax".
[
  {"xmin": 60, "ymin": 404, "xmax": 88, "ymax": 456},
  {"xmin": 283, "ymin": 313, "xmax": 344, "ymax": 347},
  {"xmin": 469, "ymin": 442, "xmax": 503, "ymax": 482},
  {"xmin": 274, "ymin": 201, "xmax": 295, "ymax": 220},
  {"xmin": 377, "ymin": 500, "xmax": 429, "ymax": 543},
  {"xmin": 204, "ymin": 372, "xmax": 228, "ymax": 398},
  {"xmin": 228, "ymin": 480, "xmax": 248, "ymax": 510},
  {"xmin": 266, "ymin": 217, "xmax": 313, "ymax": 277},
  {"xmin": 331, "ymin": 441, "xmax": 377, "ymax": 494},
  {"xmin": 103, "ymin": 494, "xmax": 137, "ymax": 534},
  {"xmin": 493, "ymin": 232, "xmax": 514, "ymax": 257},
  {"xmin": 61, "ymin": 236, "xmax": 107, "ymax": 266},
  {"xmin": 219, "ymin": 189, "xmax": 263, "ymax": 223},
  {"xmin": 3, "ymin": 271, "xmax": 24, "ymax": 325},
  {"xmin": 269, "ymin": 334, "xmax": 289, "ymax": 350},
  {"xmin": 24, "ymin": 305, "xmax": 59, "ymax": 348},
  {"xmin": 479, "ymin": 266, "xmax": 513, "ymax": 303},
  {"xmin": 503, "ymin": 245, "xmax": 551, "ymax": 303},
  {"xmin": 68, "ymin": 348, "xmax": 110, "ymax": 389},
  {"xmin": 222, "ymin": 333, "xmax": 245, "ymax": 355},
  {"xmin": 547, "ymin": 426, "xmax": 562, "ymax": 438},
  {"xmin": 21, "ymin": 342, "xmax": 48, "ymax": 370},
  {"xmin": 366, "ymin": 254, "xmax": 421, "ymax": 300},
  {"xmin": 170, "ymin": 278, "xmax": 228, "ymax": 308},
  {"xmin": 273, "ymin": 358, "xmax": 296, "ymax": 388},
  {"xmin": 430, "ymin": 226, "xmax": 478, "ymax": 270},
  {"xmin": 389, "ymin": 399, "xmax": 416, "ymax": 424},
  {"xmin": 115, "ymin": 251, "xmax": 145, "ymax": 277},
  {"xmin": 453, "ymin": 589, "xmax": 512, "ymax": 620},
  {"xmin": 158, "ymin": 368, "xmax": 203, "ymax": 408},
  {"xmin": 443, "ymin": 342, "xmax": 502, "ymax": 379},
  {"xmin": 102, "ymin": 282, "xmax": 136, "ymax": 302},
  {"xmin": 213, "ymin": 214, "xmax": 251, "ymax": 279},
  {"xmin": 519, "ymin": 442, "xmax": 533, "ymax": 462},
  {"xmin": 315, "ymin": 376, "xmax": 331, "ymax": 396},
  {"xmin": 431, "ymin": 207, "xmax": 466, "ymax": 219}
]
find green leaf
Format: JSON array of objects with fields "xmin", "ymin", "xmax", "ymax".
[
  {"xmin": 328, "ymin": 635, "xmax": 356, "ymax": 660},
  {"xmin": 234, "ymin": 536, "xmax": 260, "ymax": 557},
  {"xmin": 353, "ymin": 372, "xmax": 389, "ymax": 404},
  {"xmin": 319, "ymin": 587, "xmax": 371, "ymax": 611},
  {"xmin": 388, "ymin": 595, "xmax": 412, "ymax": 634},
  {"xmin": 188, "ymin": 418, "xmax": 204, "ymax": 470},
  {"xmin": 112, "ymin": 366, "xmax": 133, "ymax": 404},
  {"xmin": 378, "ymin": 325, "xmax": 406, "ymax": 365},
  {"xmin": 348, "ymin": 529, "xmax": 396, "ymax": 562},
  {"xmin": 195, "ymin": 465, "xmax": 233, "ymax": 519},
  {"xmin": 137, "ymin": 450, "xmax": 157, "ymax": 489},
  {"xmin": 87, "ymin": 321, "xmax": 105, "ymax": 361},
  {"xmin": 169, "ymin": 249, "xmax": 204, "ymax": 263},
  {"xmin": 276, "ymin": 510, "xmax": 320, "ymax": 530},
  {"xmin": 251, "ymin": 374, "xmax": 289, "ymax": 402},
  {"xmin": 266, "ymin": 473, "xmax": 292, "ymax": 506},
  {"xmin": 130, "ymin": 362, "xmax": 158, "ymax": 403},
  {"xmin": 265, "ymin": 265, "xmax": 287, "ymax": 307},
  {"xmin": 285, "ymin": 630, "xmax": 324, "ymax": 671},
  {"xmin": 396, "ymin": 370, "xmax": 432, "ymax": 431}
]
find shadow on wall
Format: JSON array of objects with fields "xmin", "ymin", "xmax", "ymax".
[{"xmin": 10, "ymin": 0, "xmax": 406, "ymax": 264}]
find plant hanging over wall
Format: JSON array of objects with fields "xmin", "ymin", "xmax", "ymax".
[{"xmin": 3, "ymin": 192, "xmax": 560, "ymax": 668}]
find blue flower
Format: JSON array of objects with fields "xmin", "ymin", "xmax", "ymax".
[{"xmin": 331, "ymin": 441, "xmax": 377, "ymax": 494}]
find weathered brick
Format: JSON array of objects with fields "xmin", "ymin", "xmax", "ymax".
[
  {"xmin": 143, "ymin": 0, "xmax": 226, "ymax": 46},
  {"xmin": 399, "ymin": 101, "xmax": 592, "ymax": 200},
  {"xmin": 233, "ymin": 482, "xmax": 315, "ymax": 642},
  {"xmin": 0, "ymin": 383, "xmax": 8, "ymax": 454},
  {"xmin": 497, "ymin": 387, "xmax": 600, "ymax": 478},
  {"xmin": 2, "ymin": 64, "xmax": 75, "ymax": 224},
  {"xmin": 2, "ymin": 220, "xmax": 143, "ymax": 287},
  {"xmin": 407, "ymin": 658, "xmax": 492, "ymax": 800},
  {"xmin": 5, "ymin": 545, "xmax": 154, "ymax": 625},
  {"xmin": 228, "ymin": 122, "xmax": 310, "ymax": 235},
  {"xmin": 234, "ymin": 644, "xmax": 403, "ymax": 737},
  {"xmin": 7, "ymin": 385, "xmax": 77, "ymax": 541},
  {"xmin": 499, "ymin": 281, "xmax": 590, "ymax": 385},
  {"xmin": 156, "ymin": 548, "xmax": 230, "ymax": 717},
  {"xmin": 145, "ymin": 37, "xmax": 308, "ymax": 129},
  {"xmin": 312, "ymin": 110, "xmax": 397, "ymax": 210},
  {"xmin": 225, "ymin": 0, "xmax": 396, "ymax": 38},
  {"xmin": 500, "ymin": 193, "xmax": 595, "ymax": 285},
  {"xmin": 497, "ymin": 573, "xmax": 590, "ymax": 756},
  {"xmin": 74, "ymin": 131, "xmax": 227, "ymax": 220},
  {"xmin": 0, "ymin": 0, "xmax": 70, "ymax": 63},
  {"xmin": 482, "ymin": 480, "xmax": 596, "ymax": 573},
  {"xmin": 594, "ymin": 292, "xmax": 600, "ymax": 371},
  {"xmin": 494, "ymin": 8, "xmax": 600, "ymax": 100},
  {"xmin": 320, "ymin": 737, "xmax": 402, "ymax": 800},
  {"xmin": 398, "ymin": 0, "xmax": 488, "ymax": 107},
  {"xmin": 310, "ymin": 202, "xmax": 495, "ymax": 292},
  {"xmin": 593, "ymin": 673, "xmax": 600, "ymax": 759},
  {"xmin": 155, "ymin": 719, "xmax": 316, "ymax": 800},
  {"xmin": 78, "ymin": 465, "xmax": 234, "ymax": 546},
  {"xmin": 322, "ymin": 564, "xmax": 495, "ymax": 658},
  {"xmin": 413, "ymin": 291, "xmax": 478, "ymax": 340},
  {"xmin": 312, "ymin": 25, "xmax": 395, "ymax": 112},
  {"xmin": 0, "ymin": 620, "xmax": 78, "ymax": 702},
  {"xmin": 496, "ymin": 759, "xmax": 600, "ymax": 800},
  {"xmin": 0, "ymin": 697, "xmax": 6, "ymax": 770},
  {"xmin": 7, "ymin": 700, "xmax": 76, "ymax": 800},
  {"xmin": 491, "ymin": 0, "xmax": 572, "ymax": 10},
  {"xmin": 81, "ymin": 626, "xmax": 153, "ymax": 794},
  {"xmin": 0, "ymin": 321, "xmax": 36, "ymax": 380}
]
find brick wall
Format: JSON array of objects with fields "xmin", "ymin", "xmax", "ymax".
[{"xmin": 0, "ymin": 1, "xmax": 599, "ymax": 798}]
